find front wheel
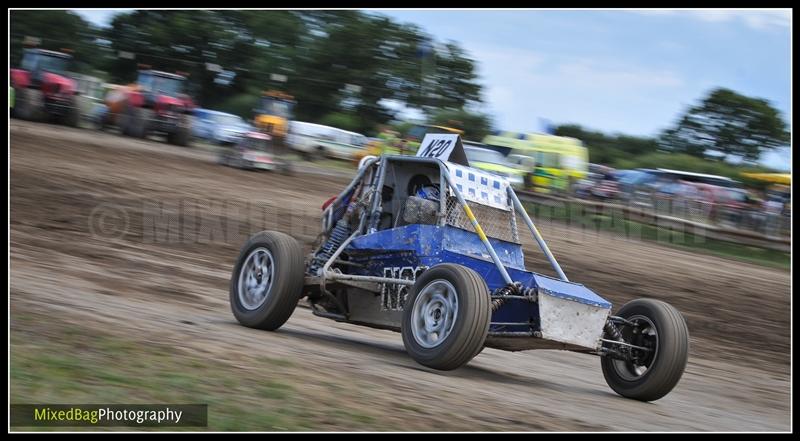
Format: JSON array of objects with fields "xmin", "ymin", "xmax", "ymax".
[
  {"xmin": 601, "ymin": 298, "xmax": 689, "ymax": 402},
  {"xmin": 62, "ymin": 99, "xmax": 81, "ymax": 127},
  {"xmin": 216, "ymin": 151, "xmax": 230, "ymax": 166},
  {"xmin": 230, "ymin": 231, "xmax": 305, "ymax": 330},
  {"xmin": 401, "ymin": 264, "xmax": 491, "ymax": 371},
  {"xmin": 129, "ymin": 107, "xmax": 152, "ymax": 139},
  {"xmin": 15, "ymin": 88, "xmax": 44, "ymax": 121},
  {"xmin": 168, "ymin": 116, "xmax": 192, "ymax": 146},
  {"xmin": 279, "ymin": 161, "xmax": 294, "ymax": 176}
]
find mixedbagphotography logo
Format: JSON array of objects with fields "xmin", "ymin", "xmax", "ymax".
[{"xmin": 10, "ymin": 404, "xmax": 208, "ymax": 427}]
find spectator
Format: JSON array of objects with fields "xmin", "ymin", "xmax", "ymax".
[
  {"xmin": 398, "ymin": 139, "xmax": 409, "ymax": 155},
  {"xmin": 764, "ymin": 195, "xmax": 784, "ymax": 237}
]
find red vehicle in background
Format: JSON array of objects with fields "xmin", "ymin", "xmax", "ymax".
[
  {"xmin": 10, "ymin": 48, "xmax": 81, "ymax": 126},
  {"xmin": 692, "ymin": 183, "xmax": 757, "ymax": 226},
  {"xmin": 103, "ymin": 69, "xmax": 194, "ymax": 146}
]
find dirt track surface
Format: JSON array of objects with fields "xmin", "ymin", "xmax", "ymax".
[{"xmin": 10, "ymin": 120, "xmax": 791, "ymax": 431}]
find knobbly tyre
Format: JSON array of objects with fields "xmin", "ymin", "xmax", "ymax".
[{"xmin": 229, "ymin": 133, "xmax": 690, "ymax": 401}]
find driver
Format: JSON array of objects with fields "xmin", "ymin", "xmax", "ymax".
[{"xmin": 407, "ymin": 175, "xmax": 440, "ymax": 202}]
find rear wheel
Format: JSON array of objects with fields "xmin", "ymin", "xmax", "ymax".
[
  {"xmin": 168, "ymin": 115, "xmax": 191, "ymax": 146},
  {"xmin": 15, "ymin": 88, "xmax": 44, "ymax": 121},
  {"xmin": 216, "ymin": 150, "xmax": 229, "ymax": 166},
  {"xmin": 401, "ymin": 264, "xmax": 490, "ymax": 370},
  {"xmin": 129, "ymin": 107, "xmax": 152, "ymax": 139},
  {"xmin": 118, "ymin": 104, "xmax": 135, "ymax": 136},
  {"xmin": 230, "ymin": 231, "xmax": 305, "ymax": 330},
  {"xmin": 97, "ymin": 111, "xmax": 111, "ymax": 131},
  {"xmin": 279, "ymin": 161, "xmax": 294, "ymax": 176},
  {"xmin": 62, "ymin": 98, "xmax": 81, "ymax": 127},
  {"xmin": 601, "ymin": 298, "xmax": 689, "ymax": 401}
]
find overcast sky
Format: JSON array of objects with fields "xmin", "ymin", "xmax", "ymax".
[{"xmin": 72, "ymin": 9, "xmax": 791, "ymax": 170}]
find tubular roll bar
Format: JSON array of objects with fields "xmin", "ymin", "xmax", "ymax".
[
  {"xmin": 507, "ymin": 188, "xmax": 568, "ymax": 281},
  {"xmin": 319, "ymin": 155, "xmax": 568, "ymax": 289},
  {"xmin": 322, "ymin": 156, "xmax": 378, "ymax": 232}
]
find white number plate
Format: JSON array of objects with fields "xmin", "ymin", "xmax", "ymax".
[{"xmin": 415, "ymin": 134, "xmax": 460, "ymax": 160}]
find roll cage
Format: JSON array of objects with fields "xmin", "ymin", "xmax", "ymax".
[{"xmin": 315, "ymin": 155, "xmax": 569, "ymax": 292}]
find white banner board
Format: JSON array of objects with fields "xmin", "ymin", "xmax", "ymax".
[
  {"xmin": 415, "ymin": 133, "xmax": 469, "ymax": 165},
  {"xmin": 416, "ymin": 134, "xmax": 459, "ymax": 159}
]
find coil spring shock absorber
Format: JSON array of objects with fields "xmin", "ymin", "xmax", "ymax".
[
  {"xmin": 491, "ymin": 282, "xmax": 527, "ymax": 311},
  {"xmin": 308, "ymin": 218, "xmax": 351, "ymax": 276},
  {"xmin": 604, "ymin": 320, "xmax": 624, "ymax": 341}
]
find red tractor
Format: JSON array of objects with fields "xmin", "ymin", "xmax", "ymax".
[
  {"xmin": 103, "ymin": 69, "xmax": 194, "ymax": 146},
  {"xmin": 10, "ymin": 48, "xmax": 81, "ymax": 126}
]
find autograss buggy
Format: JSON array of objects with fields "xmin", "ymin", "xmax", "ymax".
[
  {"xmin": 229, "ymin": 134, "xmax": 689, "ymax": 401},
  {"xmin": 217, "ymin": 131, "xmax": 293, "ymax": 174}
]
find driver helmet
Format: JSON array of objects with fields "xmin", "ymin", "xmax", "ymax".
[
  {"xmin": 408, "ymin": 175, "xmax": 440, "ymax": 201},
  {"xmin": 416, "ymin": 185, "xmax": 440, "ymax": 201}
]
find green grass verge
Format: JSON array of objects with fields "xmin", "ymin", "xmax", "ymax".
[{"xmin": 10, "ymin": 314, "xmax": 385, "ymax": 431}]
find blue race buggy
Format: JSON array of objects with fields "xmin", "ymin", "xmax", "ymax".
[{"xmin": 229, "ymin": 135, "xmax": 689, "ymax": 402}]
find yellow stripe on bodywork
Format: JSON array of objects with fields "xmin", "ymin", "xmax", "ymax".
[
  {"xmin": 530, "ymin": 222, "xmax": 543, "ymax": 239},
  {"xmin": 462, "ymin": 204, "xmax": 489, "ymax": 242}
]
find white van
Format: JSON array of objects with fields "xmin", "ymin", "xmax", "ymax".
[{"xmin": 286, "ymin": 121, "xmax": 368, "ymax": 160}]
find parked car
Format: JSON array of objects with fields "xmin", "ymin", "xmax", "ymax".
[
  {"xmin": 286, "ymin": 121, "xmax": 368, "ymax": 161},
  {"xmin": 691, "ymin": 183, "xmax": 757, "ymax": 226},
  {"xmin": 193, "ymin": 109, "xmax": 253, "ymax": 145},
  {"xmin": 617, "ymin": 169, "xmax": 662, "ymax": 203},
  {"xmin": 650, "ymin": 180, "xmax": 703, "ymax": 214},
  {"xmin": 619, "ymin": 168, "xmax": 738, "ymax": 208},
  {"xmin": 463, "ymin": 144, "xmax": 525, "ymax": 188},
  {"xmin": 584, "ymin": 164, "xmax": 619, "ymax": 200},
  {"xmin": 89, "ymin": 102, "xmax": 109, "ymax": 129}
]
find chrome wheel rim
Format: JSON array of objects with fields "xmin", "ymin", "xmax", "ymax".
[
  {"xmin": 411, "ymin": 280, "xmax": 459, "ymax": 349},
  {"xmin": 238, "ymin": 247, "xmax": 275, "ymax": 310},
  {"xmin": 612, "ymin": 315, "xmax": 659, "ymax": 380}
]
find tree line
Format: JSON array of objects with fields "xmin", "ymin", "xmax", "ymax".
[
  {"xmin": 11, "ymin": 10, "xmax": 789, "ymax": 168},
  {"xmin": 10, "ymin": 10, "xmax": 490, "ymax": 136},
  {"xmin": 554, "ymin": 87, "xmax": 789, "ymax": 174}
]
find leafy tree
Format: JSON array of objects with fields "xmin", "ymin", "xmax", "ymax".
[
  {"xmin": 553, "ymin": 124, "xmax": 658, "ymax": 164},
  {"xmin": 427, "ymin": 108, "xmax": 493, "ymax": 141},
  {"xmin": 215, "ymin": 88, "xmax": 262, "ymax": 122},
  {"xmin": 281, "ymin": 11, "xmax": 483, "ymax": 132},
  {"xmin": 11, "ymin": 10, "xmax": 485, "ymax": 134},
  {"xmin": 103, "ymin": 11, "xmax": 261, "ymax": 106},
  {"xmin": 421, "ymin": 42, "xmax": 482, "ymax": 111},
  {"xmin": 9, "ymin": 10, "xmax": 101, "ymax": 74},
  {"xmin": 658, "ymin": 88, "xmax": 790, "ymax": 163},
  {"xmin": 319, "ymin": 112, "xmax": 362, "ymax": 133}
]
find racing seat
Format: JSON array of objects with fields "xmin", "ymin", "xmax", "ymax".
[
  {"xmin": 394, "ymin": 174, "xmax": 440, "ymax": 227},
  {"xmin": 397, "ymin": 196, "xmax": 439, "ymax": 226}
]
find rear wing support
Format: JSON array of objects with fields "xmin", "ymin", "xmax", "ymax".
[{"xmin": 507, "ymin": 187, "xmax": 569, "ymax": 281}]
